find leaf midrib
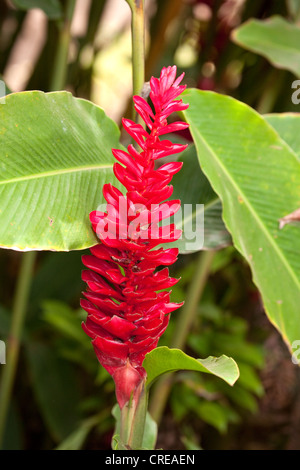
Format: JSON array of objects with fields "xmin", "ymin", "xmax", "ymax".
[
  {"xmin": 0, "ymin": 163, "xmax": 114, "ymax": 186},
  {"xmin": 191, "ymin": 125, "xmax": 300, "ymax": 291}
]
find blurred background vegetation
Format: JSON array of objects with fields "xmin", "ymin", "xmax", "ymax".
[{"xmin": 0, "ymin": 0, "xmax": 300, "ymax": 450}]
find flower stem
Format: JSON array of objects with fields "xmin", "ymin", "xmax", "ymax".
[
  {"xmin": 149, "ymin": 250, "xmax": 216, "ymax": 425},
  {"xmin": 49, "ymin": 0, "xmax": 76, "ymax": 92},
  {"xmin": 120, "ymin": 383, "xmax": 148, "ymax": 449},
  {"xmin": 125, "ymin": 0, "xmax": 145, "ymax": 115},
  {"xmin": 0, "ymin": 251, "xmax": 36, "ymax": 448}
]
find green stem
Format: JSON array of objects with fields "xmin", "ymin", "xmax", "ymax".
[
  {"xmin": 0, "ymin": 251, "xmax": 36, "ymax": 448},
  {"xmin": 49, "ymin": 0, "xmax": 76, "ymax": 92},
  {"xmin": 128, "ymin": 386, "xmax": 147, "ymax": 449},
  {"xmin": 149, "ymin": 250, "xmax": 216, "ymax": 424},
  {"xmin": 125, "ymin": 0, "xmax": 145, "ymax": 115},
  {"xmin": 120, "ymin": 383, "xmax": 148, "ymax": 449}
]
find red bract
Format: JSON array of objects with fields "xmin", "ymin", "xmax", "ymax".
[{"xmin": 81, "ymin": 65, "xmax": 189, "ymax": 408}]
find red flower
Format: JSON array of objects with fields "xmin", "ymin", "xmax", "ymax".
[{"xmin": 81, "ymin": 66, "xmax": 189, "ymax": 408}]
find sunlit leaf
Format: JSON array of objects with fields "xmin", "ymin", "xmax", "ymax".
[
  {"xmin": 143, "ymin": 346, "xmax": 239, "ymax": 388},
  {"xmin": 0, "ymin": 91, "xmax": 122, "ymax": 251},
  {"xmin": 232, "ymin": 16, "xmax": 300, "ymax": 77},
  {"xmin": 182, "ymin": 89, "xmax": 300, "ymax": 352},
  {"xmin": 264, "ymin": 113, "xmax": 300, "ymax": 159}
]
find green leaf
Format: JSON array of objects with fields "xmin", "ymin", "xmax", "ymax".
[
  {"xmin": 196, "ymin": 401, "xmax": 230, "ymax": 434},
  {"xmin": 41, "ymin": 300, "xmax": 87, "ymax": 346},
  {"xmin": 143, "ymin": 346, "xmax": 239, "ymax": 388},
  {"xmin": 142, "ymin": 409, "xmax": 158, "ymax": 451},
  {"xmin": 167, "ymin": 144, "xmax": 231, "ymax": 253},
  {"xmin": 55, "ymin": 415, "xmax": 101, "ymax": 450},
  {"xmin": 11, "ymin": 0, "xmax": 62, "ymax": 19},
  {"xmin": 26, "ymin": 342, "xmax": 82, "ymax": 442},
  {"xmin": 264, "ymin": 113, "xmax": 300, "ymax": 229},
  {"xmin": 30, "ymin": 251, "xmax": 85, "ymax": 308},
  {"xmin": 231, "ymin": 15, "xmax": 300, "ymax": 77},
  {"xmin": 182, "ymin": 89, "xmax": 300, "ymax": 351},
  {"xmin": 0, "ymin": 91, "xmax": 122, "ymax": 251},
  {"xmin": 237, "ymin": 362, "xmax": 264, "ymax": 396},
  {"xmin": 55, "ymin": 423, "xmax": 93, "ymax": 451},
  {"xmin": 188, "ymin": 331, "xmax": 264, "ymax": 369},
  {"xmin": 225, "ymin": 384, "xmax": 259, "ymax": 413},
  {"xmin": 264, "ymin": 113, "xmax": 300, "ymax": 158}
]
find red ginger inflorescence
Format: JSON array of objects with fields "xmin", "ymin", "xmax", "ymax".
[{"xmin": 81, "ymin": 66, "xmax": 189, "ymax": 408}]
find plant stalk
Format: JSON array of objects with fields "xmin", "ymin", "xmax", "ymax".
[
  {"xmin": 149, "ymin": 250, "xmax": 216, "ymax": 424},
  {"xmin": 120, "ymin": 383, "xmax": 148, "ymax": 449},
  {"xmin": 125, "ymin": 0, "xmax": 145, "ymax": 114},
  {"xmin": 49, "ymin": 0, "xmax": 76, "ymax": 92},
  {"xmin": 0, "ymin": 251, "xmax": 36, "ymax": 448}
]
